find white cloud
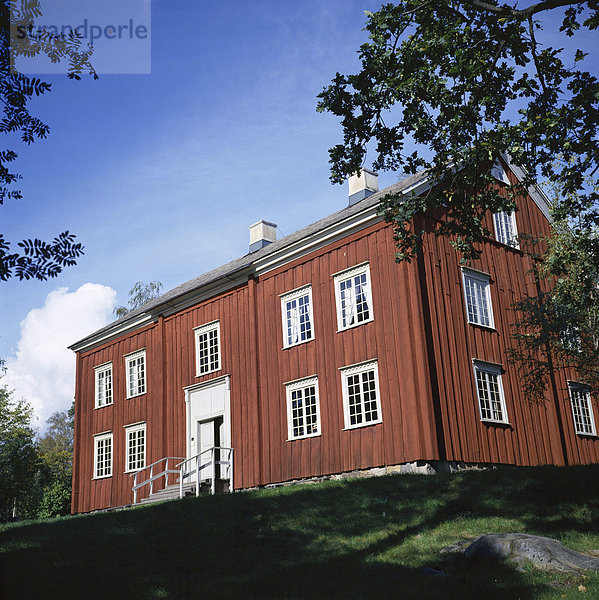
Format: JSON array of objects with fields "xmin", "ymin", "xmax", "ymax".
[{"xmin": 4, "ymin": 283, "xmax": 116, "ymax": 431}]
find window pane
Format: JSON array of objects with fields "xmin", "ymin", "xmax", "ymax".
[
  {"xmin": 95, "ymin": 435, "xmax": 112, "ymax": 477},
  {"xmin": 571, "ymin": 387, "xmax": 594, "ymax": 435},
  {"xmin": 361, "ymin": 370, "xmax": 378, "ymax": 422},
  {"xmin": 282, "ymin": 290, "xmax": 312, "ymax": 347},
  {"xmin": 340, "ymin": 279, "xmax": 355, "ymax": 327},
  {"xmin": 286, "ymin": 380, "xmax": 320, "ymax": 439},
  {"xmin": 464, "ymin": 273, "xmax": 491, "ymax": 327},
  {"xmin": 347, "ymin": 373, "xmax": 363, "ymax": 425},
  {"xmin": 127, "ymin": 427, "xmax": 145, "ymax": 471},
  {"xmin": 335, "ymin": 266, "xmax": 372, "ymax": 331},
  {"xmin": 494, "ymin": 211, "xmax": 518, "ymax": 247},
  {"xmin": 96, "ymin": 367, "xmax": 112, "ymax": 407},
  {"xmin": 291, "ymin": 389, "xmax": 305, "ymax": 438},
  {"xmin": 341, "ymin": 363, "xmax": 381, "ymax": 429},
  {"xmin": 196, "ymin": 324, "xmax": 220, "ymax": 374},
  {"xmin": 475, "ymin": 365, "xmax": 506, "ymax": 423}
]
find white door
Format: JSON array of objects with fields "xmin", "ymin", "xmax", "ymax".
[
  {"xmin": 197, "ymin": 417, "xmax": 223, "ymax": 480},
  {"xmin": 184, "ymin": 376, "xmax": 231, "ymax": 482}
]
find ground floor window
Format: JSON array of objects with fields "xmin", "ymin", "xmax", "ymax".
[
  {"xmin": 125, "ymin": 423, "xmax": 146, "ymax": 472},
  {"xmin": 472, "ymin": 360, "xmax": 508, "ymax": 424},
  {"xmin": 340, "ymin": 360, "xmax": 381, "ymax": 429},
  {"xmin": 94, "ymin": 432, "xmax": 112, "ymax": 478},
  {"xmin": 285, "ymin": 376, "xmax": 321, "ymax": 439},
  {"xmin": 568, "ymin": 383, "xmax": 596, "ymax": 436}
]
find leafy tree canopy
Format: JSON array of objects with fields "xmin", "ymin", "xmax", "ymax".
[
  {"xmin": 318, "ymin": 0, "xmax": 598, "ymax": 261},
  {"xmin": 0, "ymin": 0, "xmax": 97, "ymax": 281},
  {"xmin": 35, "ymin": 405, "xmax": 74, "ymax": 518},
  {"xmin": 0, "ymin": 376, "xmax": 38, "ymax": 521},
  {"xmin": 319, "ymin": 1, "xmax": 599, "ymax": 398},
  {"xmin": 114, "ymin": 281, "xmax": 164, "ymax": 318},
  {"xmin": 509, "ymin": 179, "xmax": 599, "ymax": 399}
]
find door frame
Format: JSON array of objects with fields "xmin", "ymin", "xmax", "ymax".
[{"xmin": 183, "ymin": 375, "xmax": 231, "ymax": 461}]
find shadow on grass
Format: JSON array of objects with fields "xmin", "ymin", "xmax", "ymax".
[{"xmin": 2, "ymin": 465, "xmax": 599, "ymax": 599}]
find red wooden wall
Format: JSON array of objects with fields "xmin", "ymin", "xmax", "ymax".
[{"xmin": 72, "ymin": 175, "xmax": 599, "ymax": 514}]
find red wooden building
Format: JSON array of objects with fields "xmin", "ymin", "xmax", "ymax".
[{"xmin": 70, "ymin": 161, "xmax": 599, "ymax": 513}]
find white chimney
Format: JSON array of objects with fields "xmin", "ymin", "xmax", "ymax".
[
  {"xmin": 249, "ymin": 220, "xmax": 277, "ymax": 253},
  {"xmin": 348, "ymin": 169, "xmax": 379, "ymax": 206}
]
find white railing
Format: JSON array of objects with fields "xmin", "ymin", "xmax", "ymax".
[
  {"xmin": 130, "ymin": 456, "xmax": 185, "ymax": 504},
  {"xmin": 176, "ymin": 446, "xmax": 234, "ymax": 498}
]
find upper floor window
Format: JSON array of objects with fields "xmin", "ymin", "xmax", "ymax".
[
  {"xmin": 334, "ymin": 263, "xmax": 373, "ymax": 331},
  {"xmin": 195, "ymin": 321, "xmax": 220, "ymax": 376},
  {"xmin": 493, "ymin": 211, "xmax": 519, "ymax": 248},
  {"xmin": 125, "ymin": 349, "xmax": 146, "ymax": 398},
  {"xmin": 94, "ymin": 362, "xmax": 113, "ymax": 408},
  {"xmin": 125, "ymin": 423, "xmax": 146, "ymax": 472},
  {"xmin": 340, "ymin": 360, "xmax": 382, "ymax": 429},
  {"xmin": 94, "ymin": 432, "xmax": 112, "ymax": 478},
  {"xmin": 285, "ymin": 376, "xmax": 321, "ymax": 440},
  {"xmin": 472, "ymin": 360, "xmax": 508, "ymax": 424},
  {"xmin": 281, "ymin": 285, "xmax": 314, "ymax": 348},
  {"xmin": 568, "ymin": 383, "xmax": 596, "ymax": 436},
  {"xmin": 461, "ymin": 268, "xmax": 494, "ymax": 328}
]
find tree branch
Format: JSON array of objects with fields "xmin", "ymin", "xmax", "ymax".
[
  {"xmin": 527, "ymin": 16, "xmax": 549, "ymax": 96},
  {"xmin": 461, "ymin": 0, "xmax": 588, "ymax": 18}
]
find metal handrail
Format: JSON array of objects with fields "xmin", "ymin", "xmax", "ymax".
[
  {"xmin": 176, "ymin": 446, "xmax": 234, "ymax": 498},
  {"xmin": 130, "ymin": 456, "xmax": 185, "ymax": 504}
]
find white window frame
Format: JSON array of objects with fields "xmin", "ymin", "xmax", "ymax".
[
  {"xmin": 340, "ymin": 360, "xmax": 382, "ymax": 430},
  {"xmin": 125, "ymin": 422, "xmax": 146, "ymax": 473},
  {"xmin": 472, "ymin": 360, "xmax": 509, "ymax": 424},
  {"xmin": 93, "ymin": 432, "xmax": 113, "ymax": 479},
  {"xmin": 194, "ymin": 321, "xmax": 221, "ymax": 376},
  {"xmin": 568, "ymin": 382, "xmax": 597, "ymax": 436},
  {"xmin": 493, "ymin": 210, "xmax": 519, "ymax": 249},
  {"xmin": 125, "ymin": 349, "xmax": 146, "ymax": 399},
  {"xmin": 94, "ymin": 362, "xmax": 113, "ymax": 409},
  {"xmin": 280, "ymin": 285, "xmax": 314, "ymax": 349},
  {"xmin": 333, "ymin": 262, "xmax": 374, "ymax": 331},
  {"xmin": 461, "ymin": 268, "xmax": 495, "ymax": 329},
  {"xmin": 285, "ymin": 376, "xmax": 321, "ymax": 440}
]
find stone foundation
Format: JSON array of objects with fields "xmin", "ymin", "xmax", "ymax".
[{"xmin": 248, "ymin": 460, "xmax": 495, "ymax": 491}]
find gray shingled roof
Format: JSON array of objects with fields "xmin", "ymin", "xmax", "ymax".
[
  {"xmin": 70, "ymin": 170, "xmax": 429, "ymax": 349},
  {"xmin": 70, "ymin": 159, "xmax": 550, "ymax": 351}
]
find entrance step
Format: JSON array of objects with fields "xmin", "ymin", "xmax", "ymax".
[{"xmin": 138, "ymin": 479, "xmax": 230, "ymax": 505}]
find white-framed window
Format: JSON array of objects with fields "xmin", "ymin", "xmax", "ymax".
[
  {"xmin": 125, "ymin": 423, "xmax": 146, "ymax": 472},
  {"xmin": 493, "ymin": 211, "xmax": 519, "ymax": 248},
  {"xmin": 195, "ymin": 321, "xmax": 221, "ymax": 376},
  {"xmin": 340, "ymin": 360, "xmax": 382, "ymax": 429},
  {"xmin": 125, "ymin": 349, "xmax": 146, "ymax": 398},
  {"xmin": 568, "ymin": 383, "xmax": 596, "ymax": 436},
  {"xmin": 334, "ymin": 263, "xmax": 373, "ymax": 331},
  {"xmin": 280, "ymin": 285, "xmax": 314, "ymax": 348},
  {"xmin": 472, "ymin": 360, "xmax": 509, "ymax": 424},
  {"xmin": 461, "ymin": 268, "xmax": 494, "ymax": 328},
  {"xmin": 94, "ymin": 362, "xmax": 113, "ymax": 408},
  {"xmin": 285, "ymin": 376, "xmax": 321, "ymax": 440},
  {"xmin": 94, "ymin": 432, "xmax": 113, "ymax": 478}
]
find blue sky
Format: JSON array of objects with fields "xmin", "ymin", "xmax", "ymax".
[
  {"xmin": 2, "ymin": 0, "xmax": 394, "ymax": 427},
  {"xmin": 2, "ymin": 0, "xmax": 597, "ymax": 429}
]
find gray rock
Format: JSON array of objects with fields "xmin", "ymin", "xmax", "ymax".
[{"xmin": 442, "ymin": 533, "xmax": 599, "ymax": 573}]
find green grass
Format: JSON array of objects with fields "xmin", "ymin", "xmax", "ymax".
[{"xmin": 2, "ymin": 465, "xmax": 599, "ymax": 599}]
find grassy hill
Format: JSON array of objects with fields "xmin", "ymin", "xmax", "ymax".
[{"xmin": 2, "ymin": 465, "xmax": 599, "ymax": 599}]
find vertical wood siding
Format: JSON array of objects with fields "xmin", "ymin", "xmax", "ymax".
[{"xmin": 72, "ymin": 174, "xmax": 599, "ymax": 513}]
